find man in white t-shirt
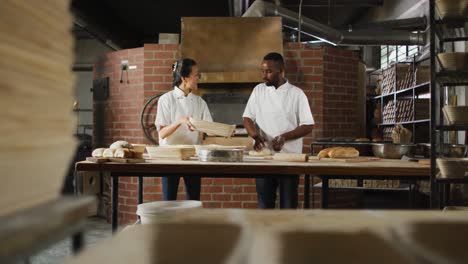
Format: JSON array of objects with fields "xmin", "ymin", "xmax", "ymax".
[{"xmin": 243, "ymin": 52, "xmax": 314, "ymax": 208}]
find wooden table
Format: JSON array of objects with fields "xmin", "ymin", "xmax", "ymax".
[
  {"xmin": 76, "ymin": 158, "xmax": 430, "ymax": 231},
  {"xmin": 0, "ymin": 196, "xmax": 96, "ymax": 264}
]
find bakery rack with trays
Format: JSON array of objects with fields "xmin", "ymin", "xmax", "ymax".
[{"xmin": 429, "ymin": 0, "xmax": 468, "ymax": 208}]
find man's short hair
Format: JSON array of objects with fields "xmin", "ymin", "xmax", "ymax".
[{"xmin": 263, "ymin": 52, "xmax": 284, "ymax": 68}]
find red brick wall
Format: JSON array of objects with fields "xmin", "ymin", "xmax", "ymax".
[
  {"xmin": 323, "ymin": 47, "xmax": 360, "ymax": 138},
  {"xmin": 93, "ymin": 47, "xmax": 145, "ymax": 145},
  {"xmin": 283, "ymin": 43, "xmax": 325, "ymax": 154},
  {"xmin": 93, "ymin": 43, "xmax": 360, "ymax": 225}
]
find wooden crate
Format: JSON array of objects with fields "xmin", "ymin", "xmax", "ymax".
[{"xmin": 383, "ymin": 100, "xmax": 396, "ymax": 124}]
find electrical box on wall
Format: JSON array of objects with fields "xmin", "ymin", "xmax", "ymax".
[
  {"xmin": 121, "ymin": 60, "xmax": 128, "ymax": 70},
  {"xmin": 92, "ymin": 77, "xmax": 109, "ymax": 101}
]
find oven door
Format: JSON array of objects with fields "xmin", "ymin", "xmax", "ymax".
[{"xmin": 202, "ymin": 93, "xmax": 250, "ymax": 130}]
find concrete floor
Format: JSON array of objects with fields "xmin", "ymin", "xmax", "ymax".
[{"xmin": 31, "ymin": 217, "xmax": 112, "ymax": 264}]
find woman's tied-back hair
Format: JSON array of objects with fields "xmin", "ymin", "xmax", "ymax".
[{"xmin": 172, "ymin": 58, "xmax": 197, "ymax": 87}]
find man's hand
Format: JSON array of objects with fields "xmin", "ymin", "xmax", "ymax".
[
  {"xmin": 272, "ymin": 135, "xmax": 285, "ymax": 151},
  {"xmin": 253, "ymin": 135, "xmax": 266, "ymax": 151}
]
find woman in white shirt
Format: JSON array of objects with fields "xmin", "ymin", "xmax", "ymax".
[{"xmin": 155, "ymin": 58, "xmax": 212, "ymax": 200}]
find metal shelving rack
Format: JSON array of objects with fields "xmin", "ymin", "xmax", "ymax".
[
  {"xmin": 429, "ymin": 0, "xmax": 468, "ymax": 208},
  {"xmin": 367, "ymin": 62, "xmax": 431, "ymax": 143}
]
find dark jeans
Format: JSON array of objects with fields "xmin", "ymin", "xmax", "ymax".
[
  {"xmin": 256, "ymin": 175, "xmax": 299, "ymax": 209},
  {"xmin": 162, "ymin": 176, "xmax": 201, "ymax": 200}
]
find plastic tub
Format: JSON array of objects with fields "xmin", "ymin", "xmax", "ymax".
[{"xmin": 136, "ymin": 200, "xmax": 202, "ymax": 224}]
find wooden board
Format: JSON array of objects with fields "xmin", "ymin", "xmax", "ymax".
[
  {"xmin": 189, "ymin": 117, "xmax": 236, "ymax": 138},
  {"xmin": 86, "ymin": 157, "xmax": 146, "ymax": 163},
  {"xmin": 418, "ymin": 159, "xmax": 430, "ymax": 165},
  {"xmin": 0, "ymin": 0, "xmax": 76, "ymax": 217},
  {"xmin": 308, "ymin": 156, "xmax": 380, "ymax": 163},
  {"xmin": 67, "ymin": 209, "xmax": 468, "ymax": 264},
  {"xmin": 147, "ymin": 145, "xmax": 195, "ymax": 160},
  {"xmin": 108, "ymin": 158, "xmax": 146, "ymax": 163},
  {"xmin": 86, "ymin": 157, "xmax": 109, "ymax": 163},
  {"xmin": 0, "ymin": 197, "xmax": 96, "ymax": 263}
]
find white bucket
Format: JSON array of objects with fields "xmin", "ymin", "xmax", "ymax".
[{"xmin": 136, "ymin": 200, "xmax": 203, "ymax": 224}]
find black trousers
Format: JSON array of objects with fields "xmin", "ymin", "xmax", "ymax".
[
  {"xmin": 256, "ymin": 175, "xmax": 299, "ymax": 209},
  {"xmin": 162, "ymin": 176, "xmax": 201, "ymax": 200}
]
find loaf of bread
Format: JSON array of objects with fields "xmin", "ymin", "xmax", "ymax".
[
  {"xmin": 272, "ymin": 153, "xmax": 308, "ymax": 162},
  {"xmin": 92, "ymin": 148, "xmax": 106, "ymax": 158},
  {"xmin": 355, "ymin": 138, "xmax": 370, "ymax": 142},
  {"xmin": 109, "ymin": 140, "xmax": 132, "ymax": 150},
  {"xmin": 329, "ymin": 147, "xmax": 359, "ymax": 158},
  {"xmin": 317, "ymin": 147, "xmax": 359, "ymax": 159},
  {"xmin": 103, "ymin": 148, "xmax": 115, "ymax": 158},
  {"xmin": 318, "ymin": 147, "xmax": 339, "ymax": 159}
]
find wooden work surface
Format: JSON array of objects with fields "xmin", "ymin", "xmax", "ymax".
[
  {"xmin": 67, "ymin": 209, "xmax": 468, "ymax": 264},
  {"xmin": 76, "ymin": 157, "xmax": 430, "ymax": 177},
  {"xmin": 0, "ymin": 196, "xmax": 96, "ymax": 263}
]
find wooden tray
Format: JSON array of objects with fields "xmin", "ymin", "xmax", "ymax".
[
  {"xmin": 108, "ymin": 158, "xmax": 146, "ymax": 163},
  {"xmin": 86, "ymin": 157, "xmax": 108, "ymax": 164},
  {"xmin": 86, "ymin": 157, "xmax": 145, "ymax": 163},
  {"xmin": 308, "ymin": 156, "xmax": 380, "ymax": 163}
]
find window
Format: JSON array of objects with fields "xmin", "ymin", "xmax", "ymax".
[{"xmin": 380, "ymin": 45, "xmax": 421, "ymax": 69}]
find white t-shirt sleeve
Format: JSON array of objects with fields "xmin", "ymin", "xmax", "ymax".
[
  {"xmin": 242, "ymin": 87, "xmax": 257, "ymax": 121},
  {"xmin": 297, "ymin": 90, "xmax": 315, "ymax": 126},
  {"xmin": 155, "ymin": 94, "xmax": 171, "ymax": 131},
  {"xmin": 201, "ymin": 99, "xmax": 213, "ymax": 122}
]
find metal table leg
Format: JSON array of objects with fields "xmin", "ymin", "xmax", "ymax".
[
  {"xmin": 72, "ymin": 231, "xmax": 84, "ymax": 254},
  {"xmin": 112, "ymin": 174, "xmax": 119, "ymax": 232},
  {"xmin": 138, "ymin": 176, "xmax": 143, "ymax": 204},
  {"xmin": 408, "ymin": 183, "xmax": 415, "ymax": 209},
  {"xmin": 439, "ymin": 183, "xmax": 445, "ymax": 209},
  {"xmin": 311, "ymin": 175, "xmax": 315, "ymax": 208},
  {"xmin": 357, "ymin": 179, "xmax": 363, "ymax": 187},
  {"xmin": 444, "ymin": 183, "xmax": 451, "ymax": 208},
  {"xmin": 304, "ymin": 174, "xmax": 310, "ymax": 209},
  {"xmin": 321, "ymin": 176, "xmax": 329, "ymax": 209}
]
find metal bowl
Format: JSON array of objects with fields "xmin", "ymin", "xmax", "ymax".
[
  {"xmin": 442, "ymin": 144, "xmax": 467, "ymax": 158},
  {"xmin": 372, "ymin": 143, "xmax": 415, "ymax": 159},
  {"xmin": 416, "ymin": 143, "xmax": 432, "ymax": 158},
  {"xmin": 416, "ymin": 143, "xmax": 467, "ymax": 158},
  {"xmin": 198, "ymin": 149, "xmax": 244, "ymax": 162}
]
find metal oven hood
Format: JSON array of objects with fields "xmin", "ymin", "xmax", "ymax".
[{"xmin": 181, "ymin": 17, "xmax": 283, "ymax": 83}]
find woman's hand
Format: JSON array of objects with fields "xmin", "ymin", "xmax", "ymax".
[{"xmin": 178, "ymin": 116, "xmax": 195, "ymax": 131}]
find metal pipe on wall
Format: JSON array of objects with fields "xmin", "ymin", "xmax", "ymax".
[
  {"xmin": 349, "ymin": 17, "xmax": 427, "ymax": 31},
  {"xmin": 244, "ymin": 0, "xmax": 426, "ymax": 46},
  {"xmin": 340, "ymin": 30, "xmax": 426, "ymax": 46}
]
